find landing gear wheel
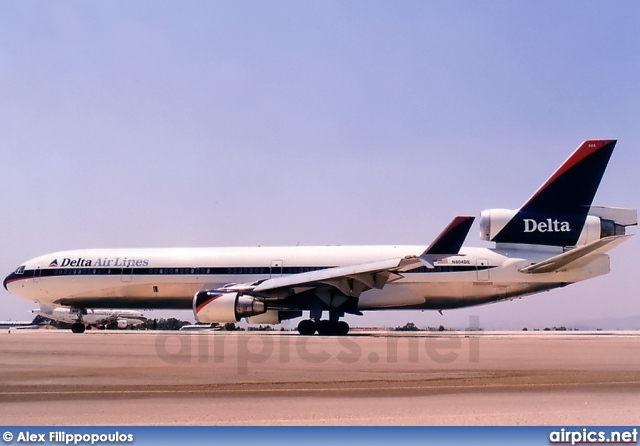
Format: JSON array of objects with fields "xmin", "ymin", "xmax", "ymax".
[
  {"xmin": 317, "ymin": 320, "xmax": 334, "ymax": 336},
  {"xmin": 71, "ymin": 323, "xmax": 86, "ymax": 334},
  {"xmin": 297, "ymin": 319, "xmax": 317, "ymax": 335},
  {"xmin": 336, "ymin": 321, "xmax": 350, "ymax": 336},
  {"xmin": 316, "ymin": 320, "xmax": 350, "ymax": 336}
]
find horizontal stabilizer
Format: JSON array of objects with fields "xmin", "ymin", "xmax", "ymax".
[
  {"xmin": 519, "ymin": 235, "xmax": 632, "ymax": 274},
  {"xmin": 589, "ymin": 206, "xmax": 637, "ymax": 227},
  {"xmin": 423, "ymin": 216, "xmax": 475, "ymax": 257}
]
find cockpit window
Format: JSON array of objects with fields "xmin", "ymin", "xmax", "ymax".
[{"xmin": 15, "ymin": 265, "xmax": 25, "ymax": 275}]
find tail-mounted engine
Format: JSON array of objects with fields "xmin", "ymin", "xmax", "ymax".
[
  {"xmin": 479, "ymin": 207, "xmax": 636, "ymax": 247},
  {"xmin": 193, "ymin": 290, "xmax": 267, "ymax": 323}
]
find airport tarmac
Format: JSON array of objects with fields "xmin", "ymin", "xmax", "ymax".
[{"xmin": 1, "ymin": 330, "xmax": 639, "ymax": 425}]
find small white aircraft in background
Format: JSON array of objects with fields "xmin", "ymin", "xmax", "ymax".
[
  {"xmin": 179, "ymin": 323, "xmax": 219, "ymax": 332},
  {"xmin": 34, "ymin": 305, "xmax": 146, "ymax": 333},
  {"xmin": 0, "ymin": 315, "xmax": 47, "ymax": 330},
  {"xmin": 4, "ymin": 140, "xmax": 636, "ymax": 335}
]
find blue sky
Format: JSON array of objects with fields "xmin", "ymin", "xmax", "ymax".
[{"xmin": 1, "ymin": 1, "xmax": 638, "ymax": 329}]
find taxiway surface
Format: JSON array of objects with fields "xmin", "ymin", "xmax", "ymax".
[{"xmin": 1, "ymin": 330, "xmax": 639, "ymax": 425}]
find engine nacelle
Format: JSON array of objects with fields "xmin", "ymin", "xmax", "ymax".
[
  {"xmin": 479, "ymin": 208, "xmax": 632, "ymax": 247},
  {"xmin": 116, "ymin": 319, "xmax": 128, "ymax": 329},
  {"xmin": 479, "ymin": 209, "xmax": 518, "ymax": 242},
  {"xmin": 193, "ymin": 290, "xmax": 266, "ymax": 323}
]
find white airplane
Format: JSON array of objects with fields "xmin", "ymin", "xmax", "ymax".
[
  {"xmin": 4, "ymin": 140, "xmax": 636, "ymax": 335},
  {"xmin": 34, "ymin": 304, "xmax": 146, "ymax": 333},
  {"xmin": 0, "ymin": 315, "xmax": 47, "ymax": 330},
  {"xmin": 179, "ymin": 323, "xmax": 219, "ymax": 332}
]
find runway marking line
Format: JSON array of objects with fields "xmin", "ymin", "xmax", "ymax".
[{"xmin": 2, "ymin": 379, "xmax": 640, "ymax": 398}]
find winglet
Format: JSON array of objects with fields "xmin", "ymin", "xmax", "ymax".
[{"xmin": 423, "ymin": 216, "xmax": 475, "ymax": 256}]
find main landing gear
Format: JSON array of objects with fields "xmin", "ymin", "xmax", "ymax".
[
  {"xmin": 71, "ymin": 322, "xmax": 86, "ymax": 334},
  {"xmin": 69, "ymin": 307, "xmax": 89, "ymax": 333},
  {"xmin": 296, "ymin": 319, "xmax": 349, "ymax": 336}
]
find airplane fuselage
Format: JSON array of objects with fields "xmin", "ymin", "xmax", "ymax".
[{"xmin": 4, "ymin": 245, "xmax": 609, "ymax": 313}]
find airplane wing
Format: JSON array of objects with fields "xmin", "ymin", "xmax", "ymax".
[
  {"xmin": 519, "ymin": 235, "xmax": 632, "ymax": 274},
  {"xmin": 227, "ymin": 216, "xmax": 475, "ymax": 301},
  {"xmin": 249, "ymin": 256, "xmax": 423, "ymax": 299}
]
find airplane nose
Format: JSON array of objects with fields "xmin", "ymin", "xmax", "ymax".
[{"xmin": 3, "ymin": 272, "xmax": 15, "ymax": 291}]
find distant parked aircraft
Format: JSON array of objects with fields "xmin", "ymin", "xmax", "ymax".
[{"xmin": 34, "ymin": 305, "xmax": 146, "ymax": 333}]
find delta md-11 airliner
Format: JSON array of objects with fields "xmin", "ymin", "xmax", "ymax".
[{"xmin": 4, "ymin": 140, "xmax": 636, "ymax": 334}]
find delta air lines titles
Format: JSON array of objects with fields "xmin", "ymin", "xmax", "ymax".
[{"xmin": 49, "ymin": 257, "xmax": 150, "ymax": 268}]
